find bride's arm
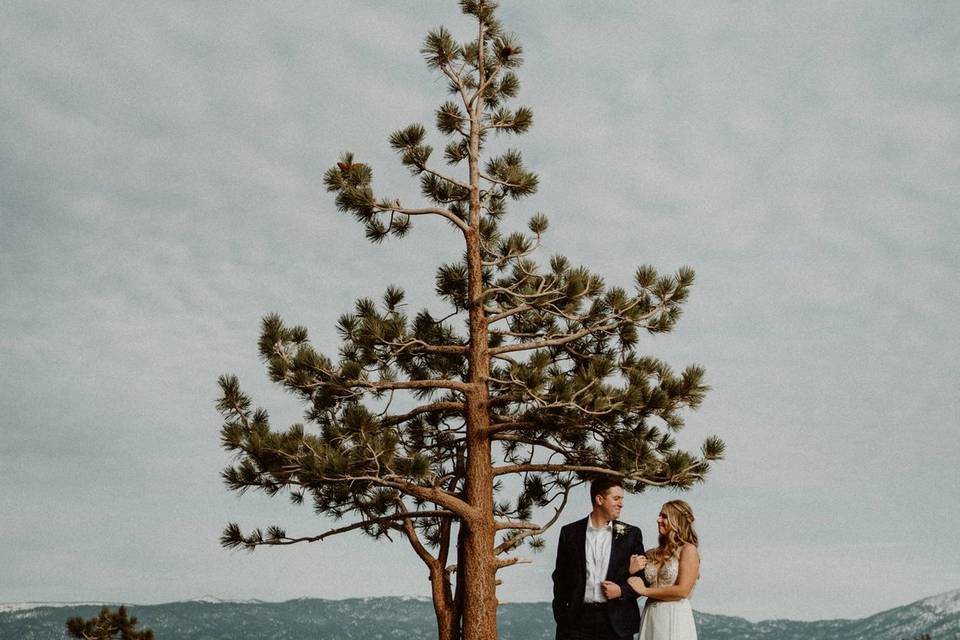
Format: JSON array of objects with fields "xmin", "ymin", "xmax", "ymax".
[{"xmin": 626, "ymin": 544, "xmax": 700, "ymax": 601}]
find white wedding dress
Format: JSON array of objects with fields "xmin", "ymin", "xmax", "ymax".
[{"xmin": 637, "ymin": 554, "xmax": 698, "ymax": 640}]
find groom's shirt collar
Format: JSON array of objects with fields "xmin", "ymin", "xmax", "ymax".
[{"xmin": 587, "ymin": 517, "xmax": 614, "ymax": 531}]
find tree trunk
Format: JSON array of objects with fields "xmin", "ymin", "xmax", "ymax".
[
  {"xmin": 461, "ymin": 221, "xmax": 497, "ymax": 640},
  {"xmin": 460, "ymin": 216, "xmax": 498, "ymax": 640},
  {"xmin": 429, "ymin": 564, "xmax": 460, "ymax": 640},
  {"xmin": 460, "ymin": 154, "xmax": 499, "ymax": 638},
  {"xmin": 459, "ymin": 437, "xmax": 498, "ymax": 640},
  {"xmin": 459, "ymin": 18, "xmax": 498, "ymax": 639}
]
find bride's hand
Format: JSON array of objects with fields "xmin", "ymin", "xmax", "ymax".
[
  {"xmin": 629, "ymin": 554, "xmax": 648, "ymax": 574},
  {"xmin": 627, "ymin": 576, "xmax": 647, "ymax": 596}
]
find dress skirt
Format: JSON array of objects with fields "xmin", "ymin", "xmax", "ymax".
[{"xmin": 637, "ymin": 598, "xmax": 698, "ymax": 640}]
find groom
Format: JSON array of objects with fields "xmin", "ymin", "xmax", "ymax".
[{"xmin": 552, "ymin": 478, "xmax": 645, "ymax": 640}]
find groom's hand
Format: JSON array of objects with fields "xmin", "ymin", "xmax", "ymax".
[{"xmin": 600, "ymin": 581, "xmax": 621, "ymax": 600}]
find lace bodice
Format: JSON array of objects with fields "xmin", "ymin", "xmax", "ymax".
[
  {"xmin": 644, "ymin": 555, "xmax": 679, "ymax": 587},
  {"xmin": 638, "ymin": 553, "xmax": 698, "ymax": 638}
]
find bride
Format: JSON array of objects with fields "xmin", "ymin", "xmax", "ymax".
[{"xmin": 627, "ymin": 500, "xmax": 700, "ymax": 640}]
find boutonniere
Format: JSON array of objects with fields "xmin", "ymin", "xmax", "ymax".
[{"xmin": 614, "ymin": 523, "xmax": 628, "ymax": 538}]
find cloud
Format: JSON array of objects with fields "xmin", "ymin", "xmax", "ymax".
[{"xmin": 1, "ymin": 0, "xmax": 958, "ymax": 618}]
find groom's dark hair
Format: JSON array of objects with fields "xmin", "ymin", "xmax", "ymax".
[{"xmin": 589, "ymin": 477, "xmax": 623, "ymax": 505}]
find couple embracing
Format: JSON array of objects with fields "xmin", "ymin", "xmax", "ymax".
[{"xmin": 552, "ymin": 478, "xmax": 700, "ymax": 640}]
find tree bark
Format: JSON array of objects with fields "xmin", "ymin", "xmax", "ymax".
[
  {"xmin": 459, "ymin": 437, "xmax": 497, "ymax": 640},
  {"xmin": 429, "ymin": 563, "xmax": 459, "ymax": 640},
  {"xmin": 461, "ymin": 213, "xmax": 497, "ymax": 640},
  {"xmin": 459, "ymin": 17, "xmax": 498, "ymax": 640}
]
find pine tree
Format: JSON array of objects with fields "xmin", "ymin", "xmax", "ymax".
[
  {"xmin": 65, "ymin": 606, "xmax": 154, "ymax": 640},
  {"xmin": 216, "ymin": 2, "xmax": 724, "ymax": 639}
]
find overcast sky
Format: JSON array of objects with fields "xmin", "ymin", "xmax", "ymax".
[{"xmin": 2, "ymin": 0, "xmax": 958, "ymax": 624}]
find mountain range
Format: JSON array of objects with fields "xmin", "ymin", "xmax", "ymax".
[{"xmin": 2, "ymin": 589, "xmax": 957, "ymax": 639}]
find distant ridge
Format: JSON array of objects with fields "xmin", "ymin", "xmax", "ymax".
[
  {"xmin": 2, "ymin": 589, "xmax": 957, "ymax": 639},
  {"xmin": 188, "ymin": 596, "xmax": 267, "ymax": 605},
  {"xmin": 0, "ymin": 601, "xmax": 118, "ymax": 614}
]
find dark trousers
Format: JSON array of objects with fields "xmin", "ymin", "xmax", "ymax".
[{"xmin": 557, "ymin": 604, "xmax": 633, "ymax": 640}]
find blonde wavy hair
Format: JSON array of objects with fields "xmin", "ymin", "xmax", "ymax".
[{"xmin": 647, "ymin": 499, "xmax": 699, "ymax": 564}]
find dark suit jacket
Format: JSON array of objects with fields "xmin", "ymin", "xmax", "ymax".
[{"xmin": 552, "ymin": 517, "xmax": 645, "ymax": 639}]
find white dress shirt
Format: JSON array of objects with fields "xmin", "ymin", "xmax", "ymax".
[{"xmin": 583, "ymin": 517, "xmax": 613, "ymax": 603}]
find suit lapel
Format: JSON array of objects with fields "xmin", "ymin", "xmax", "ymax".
[
  {"xmin": 574, "ymin": 517, "xmax": 588, "ymax": 579},
  {"xmin": 605, "ymin": 520, "xmax": 624, "ymax": 580}
]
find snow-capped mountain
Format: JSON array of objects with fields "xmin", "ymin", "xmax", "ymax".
[
  {"xmin": 0, "ymin": 589, "xmax": 956, "ymax": 639},
  {"xmin": 696, "ymin": 589, "xmax": 960, "ymax": 640},
  {"xmin": 0, "ymin": 601, "xmax": 112, "ymax": 614},
  {"xmin": 187, "ymin": 596, "xmax": 266, "ymax": 605}
]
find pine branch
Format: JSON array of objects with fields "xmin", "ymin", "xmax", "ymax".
[
  {"xmin": 356, "ymin": 379, "xmax": 472, "ymax": 393},
  {"xmin": 486, "ymin": 420, "xmax": 535, "ymax": 434},
  {"xmin": 398, "ymin": 500, "xmax": 442, "ymax": 568},
  {"xmin": 488, "ymin": 321, "xmax": 616, "ymax": 356},
  {"xmin": 421, "ymin": 165, "xmax": 471, "ymax": 191},
  {"xmin": 494, "ymin": 556, "xmax": 531, "ymax": 570},
  {"xmin": 352, "ymin": 474, "xmax": 476, "ymax": 518},
  {"xmin": 481, "ymin": 271, "xmax": 563, "ymax": 304},
  {"xmin": 479, "ymin": 171, "xmax": 520, "ymax": 188},
  {"xmin": 381, "ymin": 401, "xmax": 466, "ymax": 427},
  {"xmin": 374, "ymin": 201, "xmax": 469, "ymax": 233},
  {"xmin": 486, "ymin": 303, "xmax": 532, "ymax": 324},
  {"xmin": 383, "ymin": 338, "xmax": 469, "ymax": 355},
  {"xmin": 439, "ymin": 61, "xmax": 471, "ymax": 114},
  {"xmin": 492, "ymin": 432, "xmax": 571, "ymax": 455},
  {"xmin": 487, "ymin": 300, "xmax": 671, "ymax": 355},
  {"xmin": 288, "ymin": 376, "xmax": 471, "ymax": 394},
  {"xmin": 472, "ymin": 59, "xmax": 503, "ymax": 109},
  {"xmin": 493, "ymin": 484, "xmax": 572, "ymax": 556},
  {"xmin": 224, "ymin": 510, "xmax": 454, "ymax": 549},
  {"xmin": 494, "ymin": 520, "xmax": 540, "ymax": 531},
  {"xmin": 481, "ymin": 235, "xmax": 543, "ymax": 268},
  {"xmin": 491, "ymin": 462, "xmax": 709, "ymax": 487}
]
